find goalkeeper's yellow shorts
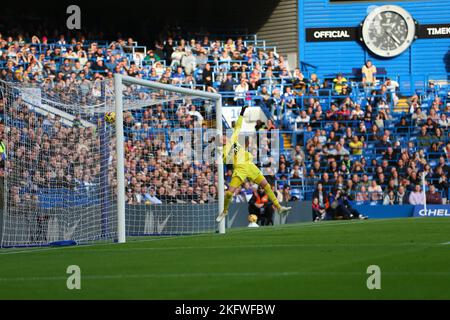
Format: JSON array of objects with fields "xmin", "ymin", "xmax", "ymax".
[{"xmin": 230, "ymin": 163, "xmax": 265, "ymax": 188}]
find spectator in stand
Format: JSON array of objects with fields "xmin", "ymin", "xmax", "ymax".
[
  {"xmin": 283, "ymin": 86, "xmax": 296, "ymax": 109},
  {"xmin": 312, "ymin": 182, "xmax": 328, "ymax": 210},
  {"xmin": 436, "ymin": 168, "xmax": 449, "ymax": 200},
  {"xmin": 357, "ymin": 173, "xmax": 370, "ymax": 190},
  {"xmin": 396, "ymin": 185, "xmax": 409, "ymax": 205},
  {"xmin": 263, "ymin": 69, "xmax": 279, "ymax": 91},
  {"xmin": 349, "ymin": 135, "xmax": 364, "ymax": 155},
  {"xmin": 309, "ymin": 73, "xmax": 321, "ymax": 91},
  {"xmin": 153, "ymin": 41, "xmax": 165, "ymax": 61},
  {"xmin": 277, "ymin": 162, "xmax": 289, "ymax": 177},
  {"xmin": 332, "ymin": 142, "xmax": 350, "ymax": 157},
  {"xmin": 291, "ymin": 69, "xmax": 307, "ymax": 95},
  {"xmin": 425, "ymin": 81, "xmax": 437, "ymax": 99},
  {"xmin": 368, "ymin": 180, "xmax": 383, "ymax": 201},
  {"xmin": 248, "ymin": 75, "xmax": 260, "ymax": 92},
  {"xmin": 412, "ymin": 107, "xmax": 427, "ymax": 125},
  {"xmin": 233, "ymin": 187, "xmax": 247, "ymax": 203},
  {"xmin": 409, "ymin": 184, "xmax": 425, "ymax": 205},
  {"xmin": 281, "ymin": 185, "xmax": 292, "ymax": 203},
  {"xmin": 333, "ymin": 73, "xmax": 348, "ymax": 95},
  {"xmin": 436, "ymin": 156, "xmax": 450, "ymax": 176},
  {"xmin": 361, "ymin": 60, "xmax": 376, "ymax": 87},
  {"xmin": 383, "ymin": 190, "xmax": 396, "ymax": 205},
  {"xmin": 170, "ymin": 46, "xmax": 185, "ymax": 68},
  {"xmin": 295, "ymin": 110, "xmax": 310, "ymax": 130},
  {"xmin": 180, "ymin": 49, "xmax": 196, "ymax": 76},
  {"xmin": 351, "ymin": 104, "xmax": 364, "ymax": 120},
  {"xmin": 248, "ymin": 185, "xmax": 274, "ymax": 226},
  {"xmin": 417, "ymin": 125, "xmax": 433, "ymax": 148},
  {"xmin": 438, "ymin": 113, "xmax": 450, "ymax": 128},
  {"xmin": 171, "ymin": 66, "xmax": 185, "ymax": 85},
  {"xmin": 444, "ymin": 143, "xmax": 450, "ymax": 162},
  {"xmin": 144, "ymin": 49, "xmax": 161, "ymax": 64},
  {"xmin": 428, "ymin": 108, "xmax": 440, "ymax": 123},
  {"xmin": 219, "ymin": 73, "xmax": 237, "ymax": 94},
  {"xmin": 426, "ymin": 184, "xmax": 443, "ymax": 204},
  {"xmin": 397, "ymin": 117, "xmax": 410, "ymax": 134},
  {"xmin": 328, "ymin": 189, "xmax": 352, "ymax": 219},
  {"xmin": 73, "ymin": 114, "xmax": 82, "ymax": 128},
  {"xmin": 143, "ymin": 187, "xmax": 162, "ymax": 204},
  {"xmin": 201, "ymin": 63, "xmax": 213, "ymax": 87},
  {"xmin": 234, "ymin": 78, "xmax": 248, "ymax": 106},
  {"xmin": 219, "ymin": 75, "xmax": 237, "ymax": 105},
  {"xmin": 291, "ymin": 144, "xmax": 305, "ymax": 164},
  {"xmin": 384, "ymin": 78, "xmax": 399, "ymax": 106},
  {"xmin": 424, "ymin": 117, "xmax": 437, "ymax": 134},
  {"xmin": 312, "ymin": 197, "xmax": 326, "ymax": 221}
]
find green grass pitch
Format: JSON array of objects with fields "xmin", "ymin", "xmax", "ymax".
[{"xmin": 0, "ymin": 218, "xmax": 449, "ymax": 299}]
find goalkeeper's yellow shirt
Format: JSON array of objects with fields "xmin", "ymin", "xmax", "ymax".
[{"xmin": 223, "ymin": 115, "xmax": 254, "ymax": 166}]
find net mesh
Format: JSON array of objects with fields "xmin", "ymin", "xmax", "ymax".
[
  {"xmin": 119, "ymin": 79, "xmax": 219, "ymax": 236},
  {"xmin": 0, "ymin": 79, "xmax": 118, "ymax": 247},
  {"xmin": 0, "ymin": 78, "xmax": 219, "ymax": 247}
]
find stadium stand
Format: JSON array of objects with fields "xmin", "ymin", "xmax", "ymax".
[{"xmin": 1, "ymin": 31, "xmax": 449, "ymax": 216}]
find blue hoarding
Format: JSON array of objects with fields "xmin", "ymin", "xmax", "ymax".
[{"xmin": 413, "ymin": 205, "xmax": 450, "ymax": 217}]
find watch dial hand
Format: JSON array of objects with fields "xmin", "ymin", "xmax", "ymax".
[
  {"xmin": 391, "ymin": 34, "xmax": 401, "ymax": 45},
  {"xmin": 385, "ymin": 30, "xmax": 401, "ymax": 45}
]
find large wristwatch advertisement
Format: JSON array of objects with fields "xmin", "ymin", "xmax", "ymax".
[{"xmin": 305, "ymin": 5, "xmax": 450, "ymax": 58}]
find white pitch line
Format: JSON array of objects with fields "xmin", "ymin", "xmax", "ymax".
[
  {"xmin": 0, "ymin": 272, "xmax": 298, "ymax": 282},
  {"xmin": 0, "ymin": 242, "xmax": 438, "ymax": 256},
  {"xmin": 55, "ymin": 242, "xmax": 440, "ymax": 253},
  {"xmin": 0, "ymin": 247, "xmax": 64, "ymax": 256},
  {"xmin": 0, "ymin": 271, "xmax": 449, "ymax": 283},
  {"xmin": 0, "ymin": 234, "xmax": 203, "ymax": 255}
]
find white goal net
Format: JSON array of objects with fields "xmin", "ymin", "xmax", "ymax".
[
  {"xmin": 0, "ymin": 76, "xmax": 223, "ymax": 248},
  {"xmin": 117, "ymin": 76, "xmax": 223, "ymax": 238},
  {"xmin": 0, "ymin": 79, "xmax": 118, "ymax": 247}
]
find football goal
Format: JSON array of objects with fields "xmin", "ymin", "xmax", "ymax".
[{"xmin": 0, "ymin": 75, "xmax": 224, "ymax": 248}]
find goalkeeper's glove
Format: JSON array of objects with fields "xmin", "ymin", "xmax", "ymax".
[{"xmin": 240, "ymin": 105, "xmax": 248, "ymax": 116}]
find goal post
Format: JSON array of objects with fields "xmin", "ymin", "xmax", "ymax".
[
  {"xmin": 422, "ymin": 170, "xmax": 428, "ymax": 215},
  {"xmin": 114, "ymin": 74, "xmax": 226, "ymax": 242},
  {"xmin": 114, "ymin": 75, "xmax": 126, "ymax": 243}
]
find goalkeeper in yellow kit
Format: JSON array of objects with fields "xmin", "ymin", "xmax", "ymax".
[{"xmin": 216, "ymin": 106, "xmax": 292, "ymax": 222}]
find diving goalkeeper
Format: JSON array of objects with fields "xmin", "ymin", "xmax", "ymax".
[{"xmin": 216, "ymin": 106, "xmax": 292, "ymax": 222}]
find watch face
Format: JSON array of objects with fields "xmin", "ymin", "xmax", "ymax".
[{"xmin": 362, "ymin": 5, "xmax": 416, "ymax": 58}]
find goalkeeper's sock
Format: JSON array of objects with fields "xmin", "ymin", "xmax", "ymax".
[
  {"xmin": 223, "ymin": 190, "xmax": 233, "ymax": 213},
  {"xmin": 263, "ymin": 184, "xmax": 281, "ymax": 210}
]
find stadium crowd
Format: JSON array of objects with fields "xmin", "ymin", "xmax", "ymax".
[
  {"xmin": 1, "ymin": 31, "xmax": 450, "ymax": 213},
  {"xmin": 0, "ymin": 95, "xmax": 104, "ymax": 208},
  {"xmin": 0, "ymin": 31, "xmax": 293, "ymax": 207}
]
